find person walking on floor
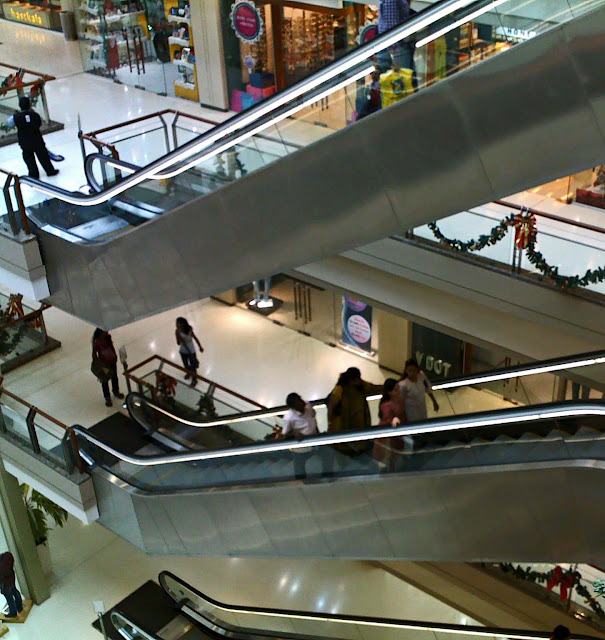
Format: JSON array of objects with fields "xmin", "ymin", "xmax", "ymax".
[
  {"xmin": 7, "ymin": 97, "xmax": 58, "ymax": 179},
  {"xmin": 92, "ymin": 328, "xmax": 124, "ymax": 407},
  {"xmin": 175, "ymin": 317, "xmax": 204, "ymax": 387},
  {"xmin": 397, "ymin": 358, "xmax": 439, "ymax": 422},
  {"xmin": 0, "ymin": 552, "xmax": 23, "ymax": 620},
  {"xmin": 278, "ymin": 392, "xmax": 319, "ymax": 479}
]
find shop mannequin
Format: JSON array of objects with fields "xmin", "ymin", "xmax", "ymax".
[{"xmin": 250, "ymin": 278, "xmax": 273, "ymax": 309}]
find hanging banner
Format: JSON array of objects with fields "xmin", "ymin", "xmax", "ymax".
[
  {"xmin": 341, "ymin": 297, "xmax": 373, "ymax": 353},
  {"xmin": 230, "ymin": 1, "xmax": 263, "ymax": 44},
  {"xmin": 357, "ymin": 21, "xmax": 378, "ymax": 45}
]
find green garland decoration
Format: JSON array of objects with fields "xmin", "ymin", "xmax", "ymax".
[
  {"xmin": 595, "ymin": 578, "xmax": 605, "ymax": 598},
  {"xmin": 499, "ymin": 563, "xmax": 604, "ymax": 618},
  {"xmin": 427, "ymin": 214, "xmax": 605, "ymax": 290}
]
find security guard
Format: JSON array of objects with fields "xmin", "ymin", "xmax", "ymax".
[{"xmin": 7, "ymin": 96, "xmax": 58, "ymax": 179}]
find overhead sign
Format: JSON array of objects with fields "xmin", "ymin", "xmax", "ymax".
[
  {"xmin": 4, "ymin": 3, "xmax": 57, "ymax": 29},
  {"xmin": 230, "ymin": 1, "xmax": 263, "ymax": 44}
]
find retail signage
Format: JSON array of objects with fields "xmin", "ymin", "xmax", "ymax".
[
  {"xmin": 341, "ymin": 297, "xmax": 373, "ymax": 353},
  {"xmin": 4, "ymin": 3, "xmax": 56, "ymax": 29},
  {"xmin": 494, "ymin": 26, "xmax": 536, "ymax": 42},
  {"xmin": 411, "ymin": 324, "xmax": 463, "ymax": 381},
  {"xmin": 230, "ymin": 1, "xmax": 263, "ymax": 44},
  {"xmin": 357, "ymin": 21, "xmax": 378, "ymax": 45}
]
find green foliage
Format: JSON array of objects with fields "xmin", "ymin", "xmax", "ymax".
[
  {"xmin": 595, "ymin": 579, "xmax": 605, "ymax": 598},
  {"xmin": 428, "ymin": 215, "xmax": 605, "ymax": 290},
  {"xmin": 0, "ymin": 306, "xmax": 24, "ymax": 358},
  {"xmin": 22, "ymin": 484, "xmax": 68, "ymax": 546}
]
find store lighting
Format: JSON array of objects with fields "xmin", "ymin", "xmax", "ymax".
[
  {"xmin": 25, "ymin": 0, "xmax": 478, "ymax": 206},
  {"xmin": 75, "ymin": 403, "xmax": 605, "ymax": 467},
  {"xmin": 415, "ymin": 0, "xmax": 509, "ymax": 48}
]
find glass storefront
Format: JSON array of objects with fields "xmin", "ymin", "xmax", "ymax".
[
  {"xmin": 74, "ymin": 0, "xmax": 199, "ymax": 100},
  {"xmin": 220, "ymin": 0, "xmax": 374, "ymax": 114}
]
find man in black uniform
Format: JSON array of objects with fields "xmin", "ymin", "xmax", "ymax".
[{"xmin": 8, "ymin": 96, "xmax": 58, "ymax": 179}]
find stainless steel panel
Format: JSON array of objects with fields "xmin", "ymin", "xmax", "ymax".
[
  {"xmin": 36, "ymin": 7, "xmax": 605, "ymax": 329},
  {"xmin": 247, "ymin": 488, "xmax": 332, "ymax": 557},
  {"xmin": 90, "ymin": 462, "xmax": 605, "ymax": 562}
]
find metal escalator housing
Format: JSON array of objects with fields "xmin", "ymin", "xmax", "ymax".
[
  {"xmin": 78, "ymin": 403, "xmax": 605, "ymax": 563},
  {"xmin": 31, "ymin": 6, "xmax": 605, "ymax": 329}
]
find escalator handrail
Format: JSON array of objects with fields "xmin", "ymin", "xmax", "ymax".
[
  {"xmin": 124, "ymin": 349, "xmax": 605, "ymax": 430},
  {"xmin": 157, "ymin": 570, "xmax": 603, "ymax": 640},
  {"xmin": 73, "ymin": 401, "xmax": 605, "ymax": 467},
  {"xmin": 84, "ymin": 153, "xmax": 140, "ymax": 194},
  {"xmin": 18, "ymin": 0, "xmax": 502, "ymax": 208}
]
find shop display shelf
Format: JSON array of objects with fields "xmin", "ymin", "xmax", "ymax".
[
  {"xmin": 81, "ymin": 31, "xmax": 104, "ymax": 42},
  {"xmin": 168, "ymin": 36, "xmax": 190, "ymax": 46},
  {"xmin": 167, "ymin": 14, "xmax": 190, "ymax": 24},
  {"xmin": 79, "ymin": 4, "xmax": 99, "ymax": 15},
  {"xmin": 174, "ymin": 79, "xmax": 196, "ymax": 90},
  {"xmin": 172, "ymin": 59, "xmax": 195, "ymax": 70}
]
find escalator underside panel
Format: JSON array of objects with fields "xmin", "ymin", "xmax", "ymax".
[{"xmin": 35, "ymin": 7, "xmax": 605, "ymax": 329}]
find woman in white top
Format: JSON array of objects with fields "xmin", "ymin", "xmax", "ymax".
[
  {"xmin": 175, "ymin": 317, "xmax": 204, "ymax": 387},
  {"xmin": 397, "ymin": 358, "xmax": 439, "ymax": 422},
  {"xmin": 278, "ymin": 392, "xmax": 318, "ymax": 480}
]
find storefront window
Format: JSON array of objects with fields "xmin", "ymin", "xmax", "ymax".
[
  {"xmin": 222, "ymin": 0, "xmax": 370, "ymax": 113},
  {"xmin": 74, "ymin": 0, "xmax": 200, "ymax": 100}
]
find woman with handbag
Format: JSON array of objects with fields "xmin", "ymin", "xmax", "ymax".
[
  {"xmin": 92, "ymin": 329, "xmax": 124, "ymax": 407},
  {"xmin": 175, "ymin": 317, "xmax": 204, "ymax": 387}
]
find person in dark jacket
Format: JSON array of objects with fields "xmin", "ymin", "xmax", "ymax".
[
  {"xmin": 0, "ymin": 551, "xmax": 23, "ymax": 619},
  {"xmin": 92, "ymin": 328, "xmax": 124, "ymax": 407},
  {"xmin": 7, "ymin": 96, "xmax": 58, "ymax": 179}
]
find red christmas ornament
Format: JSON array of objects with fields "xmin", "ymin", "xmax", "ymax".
[{"xmin": 513, "ymin": 212, "xmax": 537, "ymax": 250}]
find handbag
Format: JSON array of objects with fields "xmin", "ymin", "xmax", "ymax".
[{"xmin": 91, "ymin": 359, "xmax": 112, "ymax": 382}]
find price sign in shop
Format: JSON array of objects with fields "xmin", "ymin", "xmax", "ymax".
[{"xmin": 230, "ymin": 1, "xmax": 263, "ymax": 44}]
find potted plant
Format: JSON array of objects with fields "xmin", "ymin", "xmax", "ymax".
[{"xmin": 22, "ymin": 485, "xmax": 68, "ymax": 574}]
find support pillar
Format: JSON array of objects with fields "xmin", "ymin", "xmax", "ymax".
[
  {"xmin": 0, "ymin": 459, "xmax": 49, "ymax": 604},
  {"xmin": 190, "ymin": 0, "xmax": 229, "ymax": 110}
]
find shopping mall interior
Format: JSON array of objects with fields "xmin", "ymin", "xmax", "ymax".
[{"xmin": 0, "ymin": 0, "xmax": 603, "ymax": 639}]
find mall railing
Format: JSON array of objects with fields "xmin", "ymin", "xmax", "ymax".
[
  {"xmin": 107, "ymin": 569, "xmax": 605, "ymax": 640},
  {"xmin": 122, "ymin": 354, "xmax": 270, "ymax": 448},
  {"xmin": 0, "ymin": 381, "xmax": 84, "ymax": 474},
  {"xmin": 483, "ymin": 562, "xmax": 605, "ymax": 627},
  {"xmin": 403, "ymin": 198, "xmax": 605, "ymax": 294},
  {"xmin": 20, "ymin": 0, "xmax": 603, "ymax": 217},
  {"xmin": 0, "ymin": 63, "xmax": 54, "ymax": 142},
  {"xmin": 0, "ymin": 291, "xmax": 60, "ymax": 373},
  {"xmin": 0, "ymin": 167, "xmax": 29, "ymax": 236}
]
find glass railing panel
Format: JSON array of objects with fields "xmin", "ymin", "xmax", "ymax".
[
  {"xmin": 0, "ymin": 403, "xmax": 68, "ymax": 468},
  {"xmin": 85, "ymin": 406, "xmax": 605, "ymax": 494},
  {"xmin": 20, "ymin": 0, "xmax": 605, "ymax": 242},
  {"xmin": 412, "ymin": 205, "xmax": 605, "ymax": 295},
  {"xmin": 159, "ymin": 571, "xmax": 598, "ymax": 640}
]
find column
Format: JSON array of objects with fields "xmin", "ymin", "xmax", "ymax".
[
  {"xmin": 190, "ymin": 0, "xmax": 229, "ymax": 110},
  {"xmin": 0, "ymin": 459, "xmax": 49, "ymax": 604},
  {"xmin": 376, "ymin": 310, "xmax": 411, "ymax": 374}
]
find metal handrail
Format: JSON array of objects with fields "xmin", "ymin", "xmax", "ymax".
[
  {"xmin": 74, "ymin": 401, "xmax": 605, "ymax": 467},
  {"xmin": 17, "ymin": 0, "xmax": 493, "ymax": 207},
  {"xmin": 158, "ymin": 569, "xmax": 604, "ymax": 640},
  {"xmin": 124, "ymin": 350, "xmax": 605, "ymax": 430},
  {"xmin": 0, "ymin": 380, "xmax": 84, "ymax": 472}
]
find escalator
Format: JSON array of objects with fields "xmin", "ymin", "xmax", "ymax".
[
  {"xmin": 72, "ymin": 352, "xmax": 605, "ymax": 562},
  {"xmin": 12, "ymin": 0, "xmax": 605, "ymax": 328},
  {"xmin": 100, "ymin": 570, "xmax": 603, "ymax": 640}
]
